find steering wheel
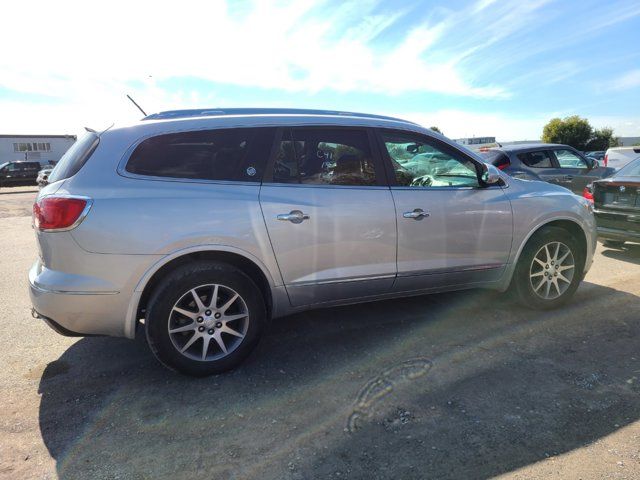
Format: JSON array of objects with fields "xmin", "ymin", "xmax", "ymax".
[{"xmin": 410, "ymin": 174, "xmax": 433, "ymax": 187}]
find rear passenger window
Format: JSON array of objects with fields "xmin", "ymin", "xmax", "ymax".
[
  {"xmin": 517, "ymin": 151, "xmax": 553, "ymax": 168},
  {"xmin": 126, "ymin": 128, "xmax": 275, "ymax": 182},
  {"xmin": 272, "ymin": 129, "xmax": 377, "ymax": 186}
]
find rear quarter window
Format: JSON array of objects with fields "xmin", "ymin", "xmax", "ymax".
[
  {"xmin": 125, "ymin": 127, "xmax": 276, "ymax": 182},
  {"xmin": 48, "ymin": 133, "xmax": 99, "ymax": 183},
  {"xmin": 517, "ymin": 150, "xmax": 553, "ymax": 168}
]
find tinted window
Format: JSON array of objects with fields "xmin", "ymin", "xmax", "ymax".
[
  {"xmin": 382, "ymin": 132, "xmax": 480, "ymax": 188},
  {"xmin": 272, "ymin": 129, "xmax": 377, "ymax": 186},
  {"xmin": 554, "ymin": 149, "xmax": 588, "ymax": 168},
  {"xmin": 517, "ymin": 151, "xmax": 553, "ymax": 168},
  {"xmin": 48, "ymin": 133, "xmax": 99, "ymax": 184},
  {"xmin": 126, "ymin": 128, "xmax": 275, "ymax": 181}
]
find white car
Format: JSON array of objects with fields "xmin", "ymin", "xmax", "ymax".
[{"xmin": 604, "ymin": 146, "xmax": 640, "ymax": 170}]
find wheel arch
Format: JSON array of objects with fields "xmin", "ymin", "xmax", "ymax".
[
  {"xmin": 125, "ymin": 246, "xmax": 276, "ymax": 338},
  {"xmin": 503, "ymin": 216, "xmax": 590, "ymax": 291}
]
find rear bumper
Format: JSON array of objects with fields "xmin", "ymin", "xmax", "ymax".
[
  {"xmin": 29, "ymin": 261, "xmax": 132, "ymax": 337},
  {"xmin": 595, "ymin": 208, "xmax": 640, "ymax": 243}
]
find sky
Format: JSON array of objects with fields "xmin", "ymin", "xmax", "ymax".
[{"xmin": 1, "ymin": 0, "xmax": 639, "ymax": 141}]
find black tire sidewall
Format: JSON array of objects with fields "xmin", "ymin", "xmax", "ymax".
[
  {"xmin": 145, "ymin": 262, "xmax": 265, "ymax": 376},
  {"xmin": 514, "ymin": 226, "xmax": 585, "ymax": 310}
]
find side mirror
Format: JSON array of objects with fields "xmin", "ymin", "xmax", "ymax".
[{"xmin": 480, "ymin": 162, "xmax": 502, "ymax": 186}]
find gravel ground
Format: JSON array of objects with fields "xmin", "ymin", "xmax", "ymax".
[{"xmin": 1, "ymin": 187, "xmax": 640, "ymax": 480}]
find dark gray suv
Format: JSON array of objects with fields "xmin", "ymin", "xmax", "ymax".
[{"xmin": 483, "ymin": 143, "xmax": 614, "ymax": 195}]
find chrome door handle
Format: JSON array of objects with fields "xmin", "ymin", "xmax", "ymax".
[
  {"xmin": 403, "ymin": 208, "xmax": 430, "ymax": 220},
  {"xmin": 276, "ymin": 210, "xmax": 310, "ymax": 224},
  {"xmin": 563, "ymin": 175, "xmax": 574, "ymax": 180}
]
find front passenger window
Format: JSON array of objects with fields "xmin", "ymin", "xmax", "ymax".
[{"xmin": 382, "ymin": 132, "xmax": 480, "ymax": 188}]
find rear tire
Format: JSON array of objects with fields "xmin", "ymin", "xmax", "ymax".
[
  {"xmin": 513, "ymin": 226, "xmax": 584, "ymax": 310},
  {"xmin": 145, "ymin": 261, "xmax": 266, "ymax": 376},
  {"xmin": 602, "ymin": 240, "xmax": 625, "ymax": 248}
]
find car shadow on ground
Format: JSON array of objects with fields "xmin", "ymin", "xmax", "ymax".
[
  {"xmin": 38, "ymin": 283, "xmax": 640, "ymax": 479},
  {"xmin": 601, "ymin": 243, "xmax": 640, "ymax": 265}
]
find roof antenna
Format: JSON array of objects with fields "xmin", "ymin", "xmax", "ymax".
[{"xmin": 126, "ymin": 94, "xmax": 147, "ymax": 116}]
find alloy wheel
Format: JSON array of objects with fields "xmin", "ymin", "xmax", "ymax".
[
  {"xmin": 167, "ymin": 283, "xmax": 249, "ymax": 361},
  {"xmin": 529, "ymin": 241, "xmax": 575, "ymax": 300}
]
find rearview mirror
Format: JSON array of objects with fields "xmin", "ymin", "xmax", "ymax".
[{"xmin": 480, "ymin": 163, "xmax": 502, "ymax": 186}]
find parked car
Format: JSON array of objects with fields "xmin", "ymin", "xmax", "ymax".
[
  {"xmin": 36, "ymin": 166, "xmax": 54, "ymax": 188},
  {"xmin": 589, "ymin": 157, "xmax": 640, "ymax": 247},
  {"xmin": 604, "ymin": 146, "xmax": 640, "ymax": 170},
  {"xmin": 30, "ymin": 108, "xmax": 596, "ymax": 376},
  {"xmin": 585, "ymin": 151, "xmax": 605, "ymax": 162},
  {"xmin": 0, "ymin": 160, "xmax": 41, "ymax": 187},
  {"xmin": 482, "ymin": 143, "xmax": 615, "ymax": 195}
]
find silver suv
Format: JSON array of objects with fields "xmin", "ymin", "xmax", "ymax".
[{"xmin": 30, "ymin": 108, "xmax": 596, "ymax": 376}]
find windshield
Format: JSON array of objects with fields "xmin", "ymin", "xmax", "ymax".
[
  {"xmin": 47, "ymin": 132, "xmax": 99, "ymax": 184},
  {"xmin": 615, "ymin": 157, "xmax": 640, "ymax": 177}
]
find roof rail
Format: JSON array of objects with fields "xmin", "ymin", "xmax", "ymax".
[{"xmin": 142, "ymin": 108, "xmax": 418, "ymax": 125}]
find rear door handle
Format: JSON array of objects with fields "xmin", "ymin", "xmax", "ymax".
[
  {"xmin": 403, "ymin": 208, "xmax": 430, "ymax": 220},
  {"xmin": 277, "ymin": 210, "xmax": 310, "ymax": 224},
  {"xmin": 563, "ymin": 175, "xmax": 574, "ymax": 180}
]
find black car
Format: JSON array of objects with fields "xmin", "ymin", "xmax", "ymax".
[
  {"xmin": 0, "ymin": 161, "xmax": 42, "ymax": 187},
  {"xmin": 482, "ymin": 143, "xmax": 614, "ymax": 195},
  {"xmin": 590, "ymin": 157, "xmax": 640, "ymax": 247}
]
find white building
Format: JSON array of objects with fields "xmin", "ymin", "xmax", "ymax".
[{"xmin": 0, "ymin": 134, "xmax": 76, "ymax": 166}]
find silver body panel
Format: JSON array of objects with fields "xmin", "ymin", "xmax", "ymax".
[{"xmin": 29, "ymin": 113, "xmax": 597, "ymax": 338}]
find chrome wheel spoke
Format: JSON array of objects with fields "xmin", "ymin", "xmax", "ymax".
[
  {"xmin": 553, "ymin": 242, "xmax": 561, "ymax": 262},
  {"xmin": 557, "ymin": 272, "xmax": 571, "ymax": 284},
  {"xmin": 558, "ymin": 264, "xmax": 574, "ymax": 272},
  {"xmin": 533, "ymin": 257, "xmax": 546, "ymax": 268},
  {"xmin": 190, "ymin": 289, "xmax": 206, "ymax": 311},
  {"xmin": 223, "ymin": 313, "xmax": 248, "ymax": 322},
  {"xmin": 220, "ymin": 293, "xmax": 239, "ymax": 313},
  {"xmin": 534, "ymin": 277, "xmax": 546, "ymax": 292},
  {"xmin": 173, "ymin": 307, "xmax": 197, "ymax": 320},
  {"xmin": 213, "ymin": 331, "xmax": 227, "ymax": 354},
  {"xmin": 530, "ymin": 271, "xmax": 544, "ymax": 278},
  {"xmin": 544, "ymin": 280, "xmax": 552, "ymax": 298},
  {"xmin": 180, "ymin": 332, "xmax": 200, "ymax": 353},
  {"xmin": 221, "ymin": 325, "xmax": 244, "ymax": 338},
  {"xmin": 557, "ymin": 250, "xmax": 571, "ymax": 264},
  {"xmin": 208, "ymin": 284, "xmax": 219, "ymax": 309},
  {"xmin": 201, "ymin": 336, "xmax": 211, "ymax": 361},
  {"xmin": 169, "ymin": 322, "xmax": 196, "ymax": 334}
]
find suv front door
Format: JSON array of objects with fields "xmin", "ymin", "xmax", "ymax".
[
  {"xmin": 259, "ymin": 127, "xmax": 397, "ymax": 306},
  {"xmin": 377, "ymin": 129, "xmax": 513, "ymax": 292}
]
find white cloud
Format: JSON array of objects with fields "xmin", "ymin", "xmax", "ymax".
[{"xmin": 610, "ymin": 69, "xmax": 640, "ymax": 91}]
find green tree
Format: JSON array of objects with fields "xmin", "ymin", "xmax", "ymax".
[
  {"xmin": 542, "ymin": 116, "xmax": 592, "ymax": 150},
  {"xmin": 586, "ymin": 127, "xmax": 620, "ymax": 151},
  {"xmin": 430, "ymin": 126, "xmax": 443, "ymax": 135}
]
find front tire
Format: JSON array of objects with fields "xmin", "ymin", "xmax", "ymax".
[
  {"xmin": 145, "ymin": 261, "xmax": 266, "ymax": 376},
  {"xmin": 513, "ymin": 226, "xmax": 584, "ymax": 310}
]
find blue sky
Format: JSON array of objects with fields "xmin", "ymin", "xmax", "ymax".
[{"xmin": 0, "ymin": 0, "xmax": 639, "ymax": 140}]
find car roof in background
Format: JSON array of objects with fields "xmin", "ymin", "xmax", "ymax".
[{"xmin": 496, "ymin": 143, "xmax": 568, "ymax": 152}]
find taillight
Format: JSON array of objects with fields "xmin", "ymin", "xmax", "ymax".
[
  {"xmin": 496, "ymin": 161, "xmax": 511, "ymax": 170},
  {"xmin": 603, "ymin": 154, "xmax": 608, "ymax": 167},
  {"xmin": 33, "ymin": 196, "xmax": 92, "ymax": 231},
  {"xmin": 582, "ymin": 185, "xmax": 594, "ymax": 203}
]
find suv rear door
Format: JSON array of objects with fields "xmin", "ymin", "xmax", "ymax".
[
  {"xmin": 259, "ymin": 127, "xmax": 397, "ymax": 306},
  {"xmin": 376, "ymin": 129, "xmax": 512, "ymax": 291},
  {"xmin": 515, "ymin": 149, "xmax": 566, "ymax": 185}
]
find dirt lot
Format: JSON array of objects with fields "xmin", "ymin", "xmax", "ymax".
[{"xmin": 2, "ymin": 188, "xmax": 640, "ymax": 480}]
